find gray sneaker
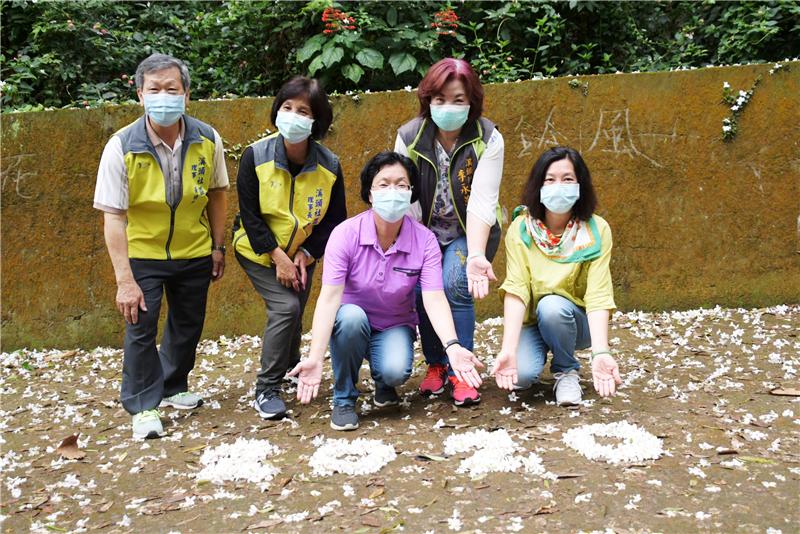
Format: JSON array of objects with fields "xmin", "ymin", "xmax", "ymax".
[
  {"xmin": 253, "ymin": 389, "xmax": 286, "ymax": 419},
  {"xmin": 160, "ymin": 391, "xmax": 203, "ymax": 410},
  {"xmin": 554, "ymin": 370, "xmax": 582, "ymax": 406},
  {"xmin": 132, "ymin": 409, "xmax": 165, "ymax": 439},
  {"xmin": 330, "ymin": 404, "xmax": 359, "ymax": 431},
  {"xmin": 374, "ymin": 387, "xmax": 400, "ymax": 407}
]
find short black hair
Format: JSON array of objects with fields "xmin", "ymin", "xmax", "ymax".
[
  {"xmin": 521, "ymin": 146, "xmax": 597, "ymax": 221},
  {"xmin": 270, "ymin": 76, "xmax": 332, "ymax": 140},
  {"xmin": 359, "ymin": 151, "xmax": 420, "ymax": 205}
]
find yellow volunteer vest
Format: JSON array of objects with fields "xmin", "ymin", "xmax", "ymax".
[
  {"xmin": 233, "ymin": 134, "xmax": 338, "ymax": 267},
  {"xmin": 117, "ymin": 115, "xmax": 217, "ymax": 260}
]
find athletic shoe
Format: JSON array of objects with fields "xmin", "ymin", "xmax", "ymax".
[
  {"xmin": 159, "ymin": 391, "xmax": 203, "ymax": 410},
  {"xmin": 132, "ymin": 409, "xmax": 165, "ymax": 439},
  {"xmin": 419, "ymin": 363, "xmax": 448, "ymax": 395},
  {"xmin": 253, "ymin": 389, "xmax": 286, "ymax": 419},
  {"xmin": 554, "ymin": 370, "xmax": 582, "ymax": 406},
  {"xmin": 448, "ymin": 376, "xmax": 481, "ymax": 406},
  {"xmin": 374, "ymin": 387, "xmax": 400, "ymax": 407},
  {"xmin": 330, "ymin": 405, "xmax": 359, "ymax": 431}
]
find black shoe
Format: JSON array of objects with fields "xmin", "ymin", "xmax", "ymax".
[
  {"xmin": 330, "ymin": 404, "xmax": 359, "ymax": 430},
  {"xmin": 374, "ymin": 387, "xmax": 400, "ymax": 407},
  {"xmin": 253, "ymin": 389, "xmax": 286, "ymax": 419}
]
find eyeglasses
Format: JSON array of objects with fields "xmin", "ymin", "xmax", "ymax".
[{"xmin": 371, "ymin": 183, "xmax": 412, "ymax": 192}]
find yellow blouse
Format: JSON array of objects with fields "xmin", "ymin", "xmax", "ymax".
[{"xmin": 500, "ymin": 214, "xmax": 616, "ymax": 324}]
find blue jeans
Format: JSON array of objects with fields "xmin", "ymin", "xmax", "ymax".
[
  {"xmin": 330, "ymin": 304, "xmax": 415, "ymax": 407},
  {"xmin": 516, "ymin": 295, "xmax": 592, "ymax": 388},
  {"xmin": 416, "ymin": 236, "xmax": 474, "ymax": 371}
]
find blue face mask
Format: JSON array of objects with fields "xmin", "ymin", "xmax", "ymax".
[
  {"xmin": 540, "ymin": 183, "xmax": 580, "ymax": 214},
  {"xmin": 371, "ymin": 188, "xmax": 412, "ymax": 223},
  {"xmin": 275, "ymin": 110, "xmax": 314, "ymax": 144},
  {"xmin": 143, "ymin": 93, "xmax": 185, "ymax": 126},
  {"xmin": 430, "ymin": 104, "xmax": 469, "ymax": 132}
]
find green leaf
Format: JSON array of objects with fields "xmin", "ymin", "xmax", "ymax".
[
  {"xmin": 296, "ymin": 34, "xmax": 326, "ymax": 63},
  {"xmin": 308, "ymin": 55, "xmax": 324, "ymax": 76},
  {"xmin": 356, "ymin": 48, "xmax": 383, "ymax": 69},
  {"xmin": 386, "ymin": 7, "xmax": 397, "ymax": 26},
  {"xmin": 388, "ymin": 52, "xmax": 417, "ymax": 75},
  {"xmin": 342, "ymin": 63, "xmax": 364, "ymax": 83},
  {"xmin": 320, "ymin": 46, "xmax": 344, "ymax": 68}
]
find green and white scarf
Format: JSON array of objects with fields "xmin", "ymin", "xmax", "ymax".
[{"xmin": 513, "ymin": 205, "xmax": 602, "ymax": 264}]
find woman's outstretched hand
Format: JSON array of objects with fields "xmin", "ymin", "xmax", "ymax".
[
  {"xmin": 446, "ymin": 346, "xmax": 485, "ymax": 389},
  {"xmin": 492, "ymin": 349, "xmax": 518, "ymax": 391},
  {"xmin": 287, "ymin": 358, "xmax": 322, "ymax": 404},
  {"xmin": 591, "ymin": 353, "xmax": 622, "ymax": 397},
  {"xmin": 466, "ymin": 255, "xmax": 497, "ymax": 300}
]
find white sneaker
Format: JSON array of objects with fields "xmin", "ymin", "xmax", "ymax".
[
  {"xmin": 160, "ymin": 391, "xmax": 203, "ymax": 410},
  {"xmin": 553, "ymin": 370, "xmax": 582, "ymax": 406},
  {"xmin": 132, "ymin": 409, "xmax": 165, "ymax": 439}
]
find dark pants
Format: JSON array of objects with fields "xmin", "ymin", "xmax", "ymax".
[
  {"xmin": 236, "ymin": 253, "xmax": 315, "ymax": 395},
  {"xmin": 121, "ymin": 256, "xmax": 212, "ymax": 414}
]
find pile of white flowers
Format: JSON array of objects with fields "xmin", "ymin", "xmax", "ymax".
[
  {"xmin": 309, "ymin": 438, "xmax": 396, "ymax": 477},
  {"xmin": 563, "ymin": 421, "xmax": 663, "ymax": 464},
  {"xmin": 196, "ymin": 438, "xmax": 281, "ymax": 488},
  {"xmin": 443, "ymin": 429, "xmax": 546, "ymax": 477}
]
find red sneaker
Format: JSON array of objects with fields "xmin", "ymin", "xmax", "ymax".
[
  {"xmin": 419, "ymin": 364, "xmax": 447, "ymax": 395},
  {"xmin": 448, "ymin": 376, "xmax": 481, "ymax": 406}
]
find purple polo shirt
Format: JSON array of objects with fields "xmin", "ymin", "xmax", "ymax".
[{"xmin": 322, "ymin": 209, "xmax": 443, "ymax": 331}]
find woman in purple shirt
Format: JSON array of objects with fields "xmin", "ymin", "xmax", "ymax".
[{"xmin": 288, "ymin": 152, "xmax": 484, "ymax": 430}]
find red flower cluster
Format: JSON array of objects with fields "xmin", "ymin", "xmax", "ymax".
[
  {"xmin": 432, "ymin": 8, "xmax": 458, "ymax": 36},
  {"xmin": 322, "ymin": 7, "xmax": 356, "ymax": 35}
]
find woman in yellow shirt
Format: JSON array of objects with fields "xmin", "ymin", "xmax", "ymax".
[{"xmin": 493, "ymin": 146, "xmax": 622, "ymax": 404}]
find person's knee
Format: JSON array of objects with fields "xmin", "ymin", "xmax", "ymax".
[
  {"xmin": 334, "ymin": 304, "xmax": 370, "ymax": 338},
  {"xmin": 270, "ymin": 296, "xmax": 301, "ymax": 320},
  {"xmin": 337, "ymin": 304, "xmax": 368, "ymax": 327},
  {"xmin": 378, "ymin": 361, "xmax": 411, "ymax": 387},
  {"xmin": 515, "ymin": 361, "xmax": 544, "ymax": 388},
  {"xmin": 536, "ymin": 295, "xmax": 573, "ymax": 328}
]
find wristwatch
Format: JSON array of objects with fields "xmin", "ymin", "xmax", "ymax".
[{"xmin": 212, "ymin": 243, "xmax": 226, "ymax": 255}]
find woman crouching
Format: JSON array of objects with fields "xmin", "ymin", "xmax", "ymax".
[
  {"xmin": 493, "ymin": 146, "xmax": 622, "ymax": 403},
  {"xmin": 289, "ymin": 151, "xmax": 484, "ymax": 430}
]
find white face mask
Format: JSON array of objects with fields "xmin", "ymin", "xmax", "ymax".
[
  {"xmin": 540, "ymin": 183, "xmax": 580, "ymax": 214},
  {"xmin": 275, "ymin": 110, "xmax": 314, "ymax": 143},
  {"xmin": 371, "ymin": 188, "xmax": 412, "ymax": 223}
]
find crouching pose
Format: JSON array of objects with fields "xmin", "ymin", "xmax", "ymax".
[
  {"xmin": 289, "ymin": 152, "xmax": 484, "ymax": 430},
  {"xmin": 493, "ymin": 147, "xmax": 622, "ymax": 404}
]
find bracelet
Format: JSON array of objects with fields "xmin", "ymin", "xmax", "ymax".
[
  {"xmin": 466, "ymin": 252, "xmax": 486, "ymax": 263},
  {"xmin": 589, "ymin": 349, "xmax": 612, "ymax": 364},
  {"xmin": 443, "ymin": 338, "xmax": 461, "ymax": 352}
]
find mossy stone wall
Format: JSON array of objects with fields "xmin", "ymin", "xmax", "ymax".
[{"xmin": 2, "ymin": 63, "xmax": 798, "ymax": 350}]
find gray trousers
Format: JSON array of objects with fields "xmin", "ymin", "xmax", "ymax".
[
  {"xmin": 121, "ymin": 256, "xmax": 212, "ymax": 415},
  {"xmin": 236, "ymin": 253, "xmax": 315, "ymax": 394}
]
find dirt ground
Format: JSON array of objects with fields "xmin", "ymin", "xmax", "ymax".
[{"xmin": 1, "ymin": 305, "xmax": 799, "ymax": 534}]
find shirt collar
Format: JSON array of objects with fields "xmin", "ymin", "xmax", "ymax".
[
  {"xmin": 145, "ymin": 116, "xmax": 185, "ymax": 148},
  {"xmin": 358, "ymin": 210, "xmax": 412, "ymax": 254}
]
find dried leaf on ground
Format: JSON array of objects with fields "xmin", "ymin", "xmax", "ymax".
[
  {"xmin": 245, "ymin": 518, "xmax": 283, "ymax": 530},
  {"xmin": 56, "ymin": 434, "xmax": 86, "ymax": 460},
  {"xmin": 769, "ymin": 387, "xmax": 800, "ymax": 396},
  {"xmin": 361, "ymin": 514, "xmax": 382, "ymax": 527}
]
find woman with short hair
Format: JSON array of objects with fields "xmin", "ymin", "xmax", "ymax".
[
  {"xmin": 493, "ymin": 146, "xmax": 622, "ymax": 404},
  {"xmin": 288, "ymin": 151, "xmax": 484, "ymax": 430},
  {"xmin": 394, "ymin": 58, "xmax": 504, "ymax": 406},
  {"xmin": 233, "ymin": 76, "xmax": 346, "ymax": 420}
]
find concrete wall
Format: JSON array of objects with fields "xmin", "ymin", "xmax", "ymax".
[{"xmin": 2, "ymin": 63, "xmax": 799, "ymax": 350}]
